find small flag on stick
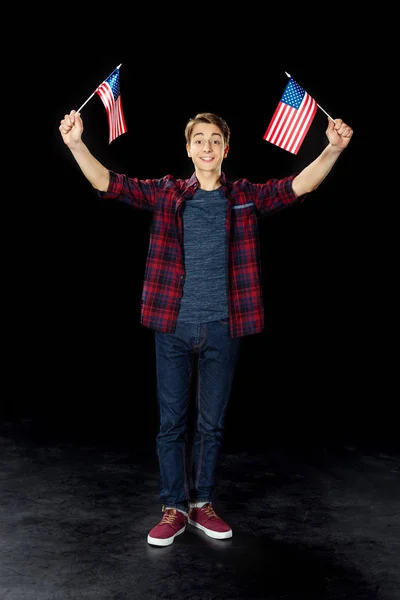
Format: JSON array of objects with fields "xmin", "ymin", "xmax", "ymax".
[
  {"xmin": 77, "ymin": 64, "xmax": 128, "ymax": 144},
  {"xmin": 263, "ymin": 73, "xmax": 318, "ymax": 155}
]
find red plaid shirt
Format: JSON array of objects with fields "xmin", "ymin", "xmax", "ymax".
[{"xmin": 102, "ymin": 170, "xmax": 303, "ymax": 338}]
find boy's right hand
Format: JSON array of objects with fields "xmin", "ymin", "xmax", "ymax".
[{"xmin": 59, "ymin": 110, "xmax": 83, "ymax": 147}]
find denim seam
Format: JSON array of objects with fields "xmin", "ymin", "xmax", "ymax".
[
  {"xmin": 183, "ymin": 435, "xmax": 189, "ymax": 501},
  {"xmin": 195, "ymin": 358, "xmax": 204, "ymax": 490}
]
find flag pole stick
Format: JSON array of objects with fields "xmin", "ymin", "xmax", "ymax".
[
  {"xmin": 76, "ymin": 64, "xmax": 122, "ymax": 113},
  {"xmin": 285, "ymin": 72, "xmax": 335, "ymax": 122},
  {"xmin": 76, "ymin": 92, "xmax": 95, "ymax": 114}
]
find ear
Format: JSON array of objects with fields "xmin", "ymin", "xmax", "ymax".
[
  {"xmin": 186, "ymin": 143, "xmax": 191, "ymax": 157},
  {"xmin": 224, "ymin": 145, "xmax": 230, "ymax": 158}
]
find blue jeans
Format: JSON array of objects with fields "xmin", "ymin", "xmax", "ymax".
[{"xmin": 154, "ymin": 319, "xmax": 241, "ymax": 513}]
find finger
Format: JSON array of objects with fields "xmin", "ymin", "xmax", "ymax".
[
  {"xmin": 61, "ymin": 115, "xmax": 71, "ymax": 127},
  {"xmin": 338, "ymin": 124, "xmax": 353, "ymax": 138},
  {"xmin": 334, "ymin": 123, "xmax": 346, "ymax": 137},
  {"xmin": 343, "ymin": 126, "xmax": 353, "ymax": 138},
  {"xmin": 333, "ymin": 119, "xmax": 344, "ymax": 134},
  {"xmin": 59, "ymin": 117, "xmax": 71, "ymax": 134}
]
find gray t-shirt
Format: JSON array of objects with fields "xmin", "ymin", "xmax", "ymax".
[{"xmin": 177, "ymin": 187, "xmax": 229, "ymax": 324}]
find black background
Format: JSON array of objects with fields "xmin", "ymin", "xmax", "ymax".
[{"xmin": 5, "ymin": 17, "xmax": 393, "ymax": 452}]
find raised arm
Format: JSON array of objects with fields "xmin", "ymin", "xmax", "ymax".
[
  {"xmin": 59, "ymin": 110, "xmax": 110, "ymax": 192},
  {"xmin": 292, "ymin": 118, "xmax": 353, "ymax": 197}
]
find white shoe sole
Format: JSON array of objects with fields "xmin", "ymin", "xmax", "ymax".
[
  {"xmin": 188, "ymin": 519, "xmax": 232, "ymax": 539},
  {"xmin": 147, "ymin": 525, "xmax": 186, "ymax": 546}
]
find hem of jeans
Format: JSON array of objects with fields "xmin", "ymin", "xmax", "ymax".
[
  {"xmin": 189, "ymin": 500, "xmax": 211, "ymax": 507},
  {"xmin": 165, "ymin": 505, "xmax": 188, "ymax": 516}
]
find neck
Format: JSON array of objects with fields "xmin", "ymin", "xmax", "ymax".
[{"xmin": 195, "ymin": 169, "xmax": 221, "ymax": 191}]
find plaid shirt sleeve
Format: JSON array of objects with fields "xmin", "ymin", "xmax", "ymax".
[
  {"xmin": 99, "ymin": 170, "xmax": 159, "ymax": 211},
  {"xmin": 99, "ymin": 170, "xmax": 187, "ymax": 333},
  {"xmin": 241, "ymin": 174, "xmax": 305, "ymax": 217}
]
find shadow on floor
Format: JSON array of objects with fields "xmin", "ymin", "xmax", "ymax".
[{"xmin": 0, "ymin": 419, "xmax": 399, "ymax": 599}]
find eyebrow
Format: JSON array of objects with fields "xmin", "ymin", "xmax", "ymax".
[{"xmin": 193, "ymin": 132, "xmax": 222, "ymax": 138}]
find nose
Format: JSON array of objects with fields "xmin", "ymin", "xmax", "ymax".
[{"xmin": 204, "ymin": 141, "xmax": 212, "ymax": 152}]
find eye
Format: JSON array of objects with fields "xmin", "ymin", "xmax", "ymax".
[{"xmin": 212, "ymin": 140, "xmax": 221, "ymax": 145}]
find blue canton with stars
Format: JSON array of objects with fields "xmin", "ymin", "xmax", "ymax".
[
  {"xmin": 105, "ymin": 70, "xmax": 121, "ymax": 101},
  {"xmin": 281, "ymin": 79, "xmax": 306, "ymax": 109}
]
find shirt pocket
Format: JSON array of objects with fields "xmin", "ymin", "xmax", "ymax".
[{"xmin": 231, "ymin": 202, "xmax": 257, "ymax": 233}]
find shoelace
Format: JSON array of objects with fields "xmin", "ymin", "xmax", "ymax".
[
  {"xmin": 161, "ymin": 510, "xmax": 177, "ymax": 525},
  {"xmin": 202, "ymin": 504, "xmax": 219, "ymax": 519}
]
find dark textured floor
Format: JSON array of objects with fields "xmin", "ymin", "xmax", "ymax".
[{"xmin": 1, "ymin": 419, "xmax": 399, "ymax": 600}]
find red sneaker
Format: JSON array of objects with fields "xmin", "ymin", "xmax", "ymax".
[
  {"xmin": 147, "ymin": 507, "xmax": 187, "ymax": 546},
  {"xmin": 188, "ymin": 503, "xmax": 232, "ymax": 539}
]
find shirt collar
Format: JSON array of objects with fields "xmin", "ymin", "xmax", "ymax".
[{"xmin": 186, "ymin": 171, "xmax": 227, "ymax": 191}]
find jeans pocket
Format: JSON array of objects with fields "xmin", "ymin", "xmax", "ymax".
[{"xmin": 217, "ymin": 318, "xmax": 229, "ymax": 326}]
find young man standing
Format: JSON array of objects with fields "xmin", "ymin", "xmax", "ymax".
[{"xmin": 59, "ymin": 109, "xmax": 353, "ymax": 546}]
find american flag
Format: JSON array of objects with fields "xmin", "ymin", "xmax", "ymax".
[
  {"xmin": 95, "ymin": 66, "xmax": 127, "ymax": 144},
  {"xmin": 263, "ymin": 76, "xmax": 317, "ymax": 155}
]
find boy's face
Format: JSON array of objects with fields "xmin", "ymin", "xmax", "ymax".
[{"xmin": 186, "ymin": 123, "xmax": 229, "ymax": 173}]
